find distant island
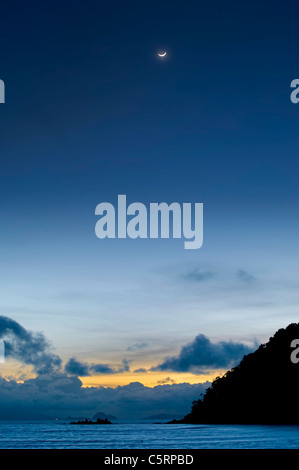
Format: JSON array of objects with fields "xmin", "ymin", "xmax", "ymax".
[
  {"xmin": 171, "ymin": 323, "xmax": 299, "ymax": 425},
  {"xmin": 66, "ymin": 411, "xmax": 116, "ymax": 422},
  {"xmin": 70, "ymin": 418, "xmax": 112, "ymax": 425}
]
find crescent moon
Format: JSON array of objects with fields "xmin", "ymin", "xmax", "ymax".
[{"xmin": 158, "ymin": 51, "xmax": 167, "ymax": 57}]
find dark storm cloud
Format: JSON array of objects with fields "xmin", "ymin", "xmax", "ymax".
[
  {"xmin": 151, "ymin": 334, "xmax": 256, "ymax": 373},
  {"xmin": 0, "ymin": 316, "xmax": 61, "ymax": 374}
]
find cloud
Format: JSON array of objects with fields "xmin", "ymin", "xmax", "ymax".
[
  {"xmin": 182, "ymin": 269, "xmax": 215, "ymax": 282},
  {"xmin": 0, "ymin": 316, "xmax": 212, "ymax": 420},
  {"xmin": 118, "ymin": 359, "xmax": 130, "ymax": 372},
  {"xmin": 157, "ymin": 377, "xmax": 176, "ymax": 385},
  {"xmin": 151, "ymin": 334, "xmax": 257, "ymax": 374},
  {"xmin": 127, "ymin": 342, "xmax": 148, "ymax": 351},
  {"xmin": 0, "ymin": 315, "xmax": 131, "ymax": 378},
  {"xmin": 0, "ymin": 374, "xmax": 210, "ymax": 420},
  {"xmin": 237, "ymin": 269, "xmax": 257, "ymax": 283},
  {"xmin": 90, "ymin": 358, "xmax": 130, "ymax": 374},
  {"xmin": 89, "ymin": 363, "xmax": 115, "ymax": 374},
  {"xmin": 0, "ymin": 316, "xmax": 62, "ymax": 375},
  {"xmin": 181, "ymin": 267, "xmax": 257, "ymax": 284},
  {"xmin": 0, "ymin": 315, "xmax": 256, "ymax": 379},
  {"xmin": 64, "ymin": 358, "xmax": 90, "ymax": 376},
  {"xmin": 65, "ymin": 358, "xmax": 131, "ymax": 376}
]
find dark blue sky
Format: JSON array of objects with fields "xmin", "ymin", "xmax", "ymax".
[
  {"xmin": 0, "ymin": 0, "xmax": 298, "ymax": 210},
  {"xmin": 0, "ymin": 0, "xmax": 299, "ymax": 385}
]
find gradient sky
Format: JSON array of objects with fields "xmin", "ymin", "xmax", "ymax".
[{"xmin": 0, "ymin": 0, "xmax": 299, "ymax": 387}]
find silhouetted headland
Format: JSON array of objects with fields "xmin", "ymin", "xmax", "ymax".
[
  {"xmin": 70, "ymin": 418, "xmax": 112, "ymax": 425},
  {"xmin": 170, "ymin": 323, "xmax": 299, "ymax": 424}
]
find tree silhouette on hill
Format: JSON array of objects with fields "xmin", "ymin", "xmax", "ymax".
[{"xmin": 176, "ymin": 323, "xmax": 299, "ymax": 424}]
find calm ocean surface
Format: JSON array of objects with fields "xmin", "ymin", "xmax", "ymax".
[{"xmin": 0, "ymin": 422, "xmax": 299, "ymax": 448}]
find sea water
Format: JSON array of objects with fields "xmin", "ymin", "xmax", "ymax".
[{"xmin": 0, "ymin": 422, "xmax": 299, "ymax": 449}]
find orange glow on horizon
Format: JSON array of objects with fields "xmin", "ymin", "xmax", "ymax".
[
  {"xmin": 0, "ymin": 359, "xmax": 227, "ymax": 389},
  {"xmin": 79, "ymin": 370, "xmax": 226, "ymax": 389}
]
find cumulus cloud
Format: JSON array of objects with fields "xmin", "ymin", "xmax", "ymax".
[
  {"xmin": 0, "ymin": 316, "xmax": 257, "ymax": 420},
  {"xmin": 0, "ymin": 316, "xmax": 214, "ymax": 420},
  {"xmin": 0, "ymin": 374, "xmax": 210, "ymax": 420},
  {"xmin": 151, "ymin": 334, "xmax": 257, "ymax": 373},
  {"xmin": 0, "ymin": 315, "xmax": 130, "ymax": 378},
  {"xmin": 64, "ymin": 358, "xmax": 90, "ymax": 376},
  {"xmin": 0, "ymin": 316, "xmax": 62, "ymax": 375}
]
